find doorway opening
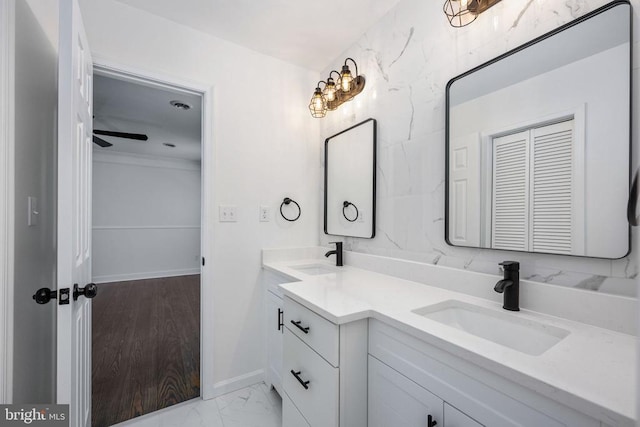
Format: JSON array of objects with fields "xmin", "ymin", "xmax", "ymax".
[{"xmin": 90, "ymin": 70, "xmax": 204, "ymax": 426}]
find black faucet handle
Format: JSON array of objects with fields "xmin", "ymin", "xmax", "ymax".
[
  {"xmin": 499, "ymin": 261, "xmax": 520, "ymax": 271},
  {"xmin": 327, "ymin": 241, "xmax": 344, "ymax": 267}
]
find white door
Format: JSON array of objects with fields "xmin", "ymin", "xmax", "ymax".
[
  {"xmin": 56, "ymin": 0, "xmax": 94, "ymax": 426},
  {"xmin": 449, "ymin": 133, "xmax": 481, "ymax": 247},
  {"xmin": 368, "ymin": 356, "xmax": 443, "ymax": 427},
  {"xmin": 530, "ymin": 120, "xmax": 576, "ymax": 255},
  {"xmin": 491, "ymin": 130, "xmax": 530, "ymax": 251}
]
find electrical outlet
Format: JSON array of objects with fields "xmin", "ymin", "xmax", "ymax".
[
  {"xmin": 219, "ymin": 205, "xmax": 238, "ymax": 222},
  {"xmin": 259, "ymin": 205, "xmax": 270, "ymax": 222},
  {"xmin": 358, "ymin": 211, "xmax": 365, "ymax": 223}
]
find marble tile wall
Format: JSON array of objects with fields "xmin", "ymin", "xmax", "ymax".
[{"xmin": 319, "ymin": 0, "xmax": 639, "ymax": 297}]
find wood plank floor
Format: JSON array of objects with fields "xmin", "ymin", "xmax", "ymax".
[{"xmin": 92, "ymin": 275, "xmax": 200, "ymax": 427}]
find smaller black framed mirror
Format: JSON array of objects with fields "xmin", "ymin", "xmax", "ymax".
[{"xmin": 324, "ymin": 118, "xmax": 376, "ymax": 238}]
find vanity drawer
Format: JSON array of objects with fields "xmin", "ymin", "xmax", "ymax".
[
  {"xmin": 284, "ymin": 297, "xmax": 339, "ymax": 366},
  {"xmin": 283, "ymin": 328, "xmax": 339, "ymax": 427}
]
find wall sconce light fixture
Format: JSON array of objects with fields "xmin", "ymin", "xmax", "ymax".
[
  {"xmin": 308, "ymin": 58, "xmax": 366, "ymax": 118},
  {"xmin": 443, "ymin": 0, "xmax": 502, "ymax": 27},
  {"xmin": 309, "ymin": 86, "xmax": 327, "ymax": 118}
]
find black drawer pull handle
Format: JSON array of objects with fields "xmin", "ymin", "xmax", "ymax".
[
  {"xmin": 427, "ymin": 414, "xmax": 437, "ymax": 426},
  {"xmin": 277, "ymin": 308, "xmax": 283, "ymax": 331},
  {"xmin": 290, "ymin": 320, "xmax": 309, "ymax": 334},
  {"xmin": 290, "ymin": 370, "xmax": 310, "ymax": 390}
]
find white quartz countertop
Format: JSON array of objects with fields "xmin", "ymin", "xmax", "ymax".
[{"xmin": 263, "ymin": 258, "xmax": 637, "ymax": 427}]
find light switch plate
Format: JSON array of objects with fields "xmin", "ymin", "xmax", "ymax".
[
  {"xmin": 28, "ymin": 196, "xmax": 38, "ymax": 226},
  {"xmin": 219, "ymin": 205, "xmax": 238, "ymax": 222},
  {"xmin": 259, "ymin": 205, "xmax": 270, "ymax": 222}
]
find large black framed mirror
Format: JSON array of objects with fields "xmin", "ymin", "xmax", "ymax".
[
  {"xmin": 445, "ymin": 0, "xmax": 631, "ymax": 259},
  {"xmin": 324, "ymin": 118, "xmax": 376, "ymax": 238}
]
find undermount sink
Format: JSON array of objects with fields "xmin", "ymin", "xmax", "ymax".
[
  {"xmin": 412, "ymin": 300, "xmax": 570, "ymax": 356},
  {"xmin": 290, "ymin": 264, "xmax": 338, "ymax": 275}
]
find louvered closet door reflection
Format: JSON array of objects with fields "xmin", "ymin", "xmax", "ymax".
[
  {"xmin": 491, "ymin": 131, "xmax": 530, "ymax": 251},
  {"xmin": 531, "ymin": 120, "xmax": 574, "ymax": 254}
]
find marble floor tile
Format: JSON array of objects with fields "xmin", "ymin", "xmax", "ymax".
[
  {"xmin": 216, "ymin": 383, "xmax": 283, "ymax": 427},
  {"xmin": 257, "ymin": 382, "xmax": 281, "ymax": 408},
  {"xmin": 111, "ymin": 382, "xmax": 281, "ymax": 427}
]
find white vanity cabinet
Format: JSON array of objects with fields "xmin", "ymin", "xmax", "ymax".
[
  {"xmin": 369, "ymin": 355, "xmax": 481, "ymax": 427},
  {"xmin": 265, "ymin": 249, "xmax": 635, "ymax": 427},
  {"xmin": 369, "ymin": 320, "xmax": 602, "ymax": 427},
  {"xmin": 282, "ymin": 296, "xmax": 367, "ymax": 427},
  {"xmin": 445, "ymin": 403, "xmax": 484, "ymax": 427},
  {"xmin": 369, "ymin": 355, "xmax": 445, "ymax": 426},
  {"xmin": 266, "ymin": 290, "xmax": 283, "ymax": 394},
  {"xmin": 263, "ymin": 269, "xmax": 295, "ymax": 395},
  {"xmin": 282, "ymin": 392, "xmax": 310, "ymax": 427}
]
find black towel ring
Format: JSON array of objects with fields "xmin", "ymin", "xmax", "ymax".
[
  {"xmin": 342, "ymin": 201, "xmax": 359, "ymax": 222},
  {"xmin": 280, "ymin": 197, "xmax": 301, "ymax": 222},
  {"xmin": 627, "ymin": 168, "xmax": 639, "ymax": 226}
]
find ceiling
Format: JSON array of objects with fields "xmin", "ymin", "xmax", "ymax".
[
  {"xmin": 93, "ymin": 74, "xmax": 202, "ymax": 161},
  {"xmin": 113, "ymin": 0, "xmax": 402, "ymax": 71}
]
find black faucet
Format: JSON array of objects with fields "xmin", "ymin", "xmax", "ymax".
[
  {"xmin": 325, "ymin": 242, "xmax": 343, "ymax": 267},
  {"xmin": 494, "ymin": 261, "xmax": 519, "ymax": 311}
]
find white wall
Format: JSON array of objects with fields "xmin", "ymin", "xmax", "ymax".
[
  {"xmin": 77, "ymin": 0, "xmax": 321, "ymax": 393},
  {"xmin": 318, "ymin": 0, "xmax": 638, "ymax": 296},
  {"xmin": 92, "ymin": 152, "xmax": 201, "ymax": 283},
  {"xmin": 11, "ymin": 0, "xmax": 57, "ymax": 403},
  {"xmin": 22, "ymin": 0, "xmax": 58, "ymax": 52}
]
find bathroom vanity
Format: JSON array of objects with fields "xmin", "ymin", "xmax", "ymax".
[
  {"xmin": 282, "ymin": 297, "xmax": 367, "ymax": 427},
  {"xmin": 262, "ymin": 248, "xmax": 636, "ymax": 427}
]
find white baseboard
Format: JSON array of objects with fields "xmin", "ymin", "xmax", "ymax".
[
  {"xmin": 205, "ymin": 369, "xmax": 265, "ymax": 400},
  {"xmin": 93, "ymin": 268, "xmax": 200, "ymax": 284}
]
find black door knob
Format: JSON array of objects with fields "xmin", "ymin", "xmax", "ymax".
[
  {"xmin": 73, "ymin": 283, "xmax": 98, "ymax": 301},
  {"xmin": 33, "ymin": 287, "xmax": 56, "ymax": 304}
]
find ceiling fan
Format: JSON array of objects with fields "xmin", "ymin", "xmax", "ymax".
[{"xmin": 92, "ymin": 129, "xmax": 148, "ymax": 148}]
